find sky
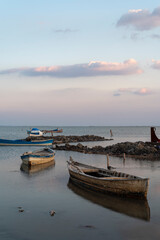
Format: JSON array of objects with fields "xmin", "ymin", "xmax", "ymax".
[{"xmin": 0, "ymin": 0, "xmax": 160, "ymax": 126}]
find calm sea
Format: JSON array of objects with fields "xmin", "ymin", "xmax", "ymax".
[{"xmin": 0, "ymin": 126, "xmax": 160, "ymax": 240}]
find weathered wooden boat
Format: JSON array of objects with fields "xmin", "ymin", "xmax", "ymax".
[
  {"xmin": 67, "ymin": 158, "xmax": 149, "ymax": 198},
  {"xmin": 53, "ymin": 128, "xmax": 63, "ymax": 133},
  {"xmin": 20, "ymin": 160, "xmax": 55, "ymax": 174},
  {"xmin": 21, "ymin": 148, "xmax": 55, "ymax": 166},
  {"xmin": 0, "ymin": 138, "xmax": 53, "ymax": 146},
  {"xmin": 68, "ymin": 180, "xmax": 150, "ymax": 221},
  {"xmin": 42, "ymin": 128, "xmax": 63, "ymax": 135}
]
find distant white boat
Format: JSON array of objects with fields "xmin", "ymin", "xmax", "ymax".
[{"xmin": 27, "ymin": 128, "xmax": 44, "ymax": 137}]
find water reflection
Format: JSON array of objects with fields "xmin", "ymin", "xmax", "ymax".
[
  {"xmin": 20, "ymin": 161, "xmax": 55, "ymax": 175},
  {"xmin": 68, "ymin": 179, "xmax": 150, "ymax": 221}
]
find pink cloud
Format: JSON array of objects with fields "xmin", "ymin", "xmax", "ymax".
[
  {"xmin": 114, "ymin": 88, "xmax": 153, "ymax": 96},
  {"xmin": 0, "ymin": 59, "xmax": 142, "ymax": 78},
  {"xmin": 151, "ymin": 59, "xmax": 160, "ymax": 69},
  {"xmin": 117, "ymin": 6, "xmax": 160, "ymax": 31}
]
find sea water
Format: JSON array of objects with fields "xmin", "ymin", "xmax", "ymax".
[{"xmin": 0, "ymin": 126, "xmax": 160, "ymax": 240}]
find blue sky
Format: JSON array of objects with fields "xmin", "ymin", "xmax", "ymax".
[{"xmin": 0, "ymin": 0, "xmax": 160, "ymax": 125}]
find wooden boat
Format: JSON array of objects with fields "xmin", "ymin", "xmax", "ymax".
[
  {"xmin": 0, "ymin": 138, "xmax": 53, "ymax": 146},
  {"xmin": 67, "ymin": 157, "xmax": 149, "ymax": 198},
  {"xmin": 68, "ymin": 180, "xmax": 150, "ymax": 221},
  {"xmin": 21, "ymin": 148, "xmax": 55, "ymax": 166},
  {"xmin": 52, "ymin": 128, "xmax": 63, "ymax": 133},
  {"xmin": 42, "ymin": 128, "xmax": 63, "ymax": 135},
  {"xmin": 20, "ymin": 160, "xmax": 55, "ymax": 174}
]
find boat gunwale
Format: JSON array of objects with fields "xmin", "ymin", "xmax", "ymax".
[
  {"xmin": 68, "ymin": 161, "xmax": 149, "ymax": 182},
  {"xmin": 21, "ymin": 154, "xmax": 54, "ymax": 159},
  {"xmin": 21, "ymin": 149, "xmax": 55, "ymax": 159}
]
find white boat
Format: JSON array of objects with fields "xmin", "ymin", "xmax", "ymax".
[
  {"xmin": 21, "ymin": 148, "xmax": 55, "ymax": 166},
  {"xmin": 27, "ymin": 128, "xmax": 44, "ymax": 137}
]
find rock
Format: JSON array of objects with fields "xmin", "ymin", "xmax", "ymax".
[
  {"xmin": 53, "ymin": 141, "xmax": 160, "ymax": 159},
  {"xmin": 65, "ymin": 143, "xmax": 70, "ymax": 148},
  {"xmin": 19, "ymin": 209, "xmax": 24, "ymax": 212},
  {"xmin": 50, "ymin": 210, "xmax": 56, "ymax": 216},
  {"xmin": 77, "ymin": 143, "xmax": 83, "ymax": 149},
  {"xmin": 80, "ymin": 225, "xmax": 96, "ymax": 229},
  {"xmin": 25, "ymin": 134, "xmax": 110, "ymax": 144}
]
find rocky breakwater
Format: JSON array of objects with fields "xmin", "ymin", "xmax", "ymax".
[
  {"xmin": 26, "ymin": 135, "xmax": 112, "ymax": 144},
  {"xmin": 53, "ymin": 141, "xmax": 159, "ymax": 159}
]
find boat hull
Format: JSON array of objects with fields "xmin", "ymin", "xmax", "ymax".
[
  {"xmin": 53, "ymin": 129, "xmax": 63, "ymax": 133},
  {"xmin": 0, "ymin": 139, "xmax": 53, "ymax": 146},
  {"xmin": 68, "ymin": 161, "xmax": 149, "ymax": 198},
  {"xmin": 21, "ymin": 150, "xmax": 55, "ymax": 166},
  {"xmin": 69, "ymin": 172, "xmax": 148, "ymax": 198},
  {"xmin": 21, "ymin": 155, "xmax": 55, "ymax": 166}
]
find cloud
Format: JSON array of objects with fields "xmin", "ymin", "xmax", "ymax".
[
  {"xmin": 130, "ymin": 33, "xmax": 160, "ymax": 40},
  {"xmin": 53, "ymin": 28, "xmax": 78, "ymax": 33},
  {"xmin": 113, "ymin": 93, "xmax": 121, "ymax": 97},
  {"xmin": 0, "ymin": 59, "xmax": 142, "ymax": 78},
  {"xmin": 117, "ymin": 6, "xmax": 160, "ymax": 31},
  {"xmin": 114, "ymin": 88, "xmax": 153, "ymax": 96},
  {"xmin": 150, "ymin": 34, "xmax": 160, "ymax": 39},
  {"xmin": 151, "ymin": 59, "xmax": 160, "ymax": 69},
  {"xmin": 130, "ymin": 32, "xmax": 139, "ymax": 40}
]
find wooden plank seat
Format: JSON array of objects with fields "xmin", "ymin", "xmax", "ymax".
[{"xmin": 100, "ymin": 177, "xmax": 129, "ymax": 180}]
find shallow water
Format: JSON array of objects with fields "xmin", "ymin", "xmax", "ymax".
[{"xmin": 0, "ymin": 126, "xmax": 160, "ymax": 240}]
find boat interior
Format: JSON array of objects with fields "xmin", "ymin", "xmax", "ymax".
[
  {"xmin": 82, "ymin": 169, "xmax": 135, "ymax": 179},
  {"xmin": 69, "ymin": 158, "xmax": 139, "ymax": 180},
  {"xmin": 23, "ymin": 148, "xmax": 54, "ymax": 156},
  {"xmin": 70, "ymin": 163, "xmax": 137, "ymax": 179}
]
